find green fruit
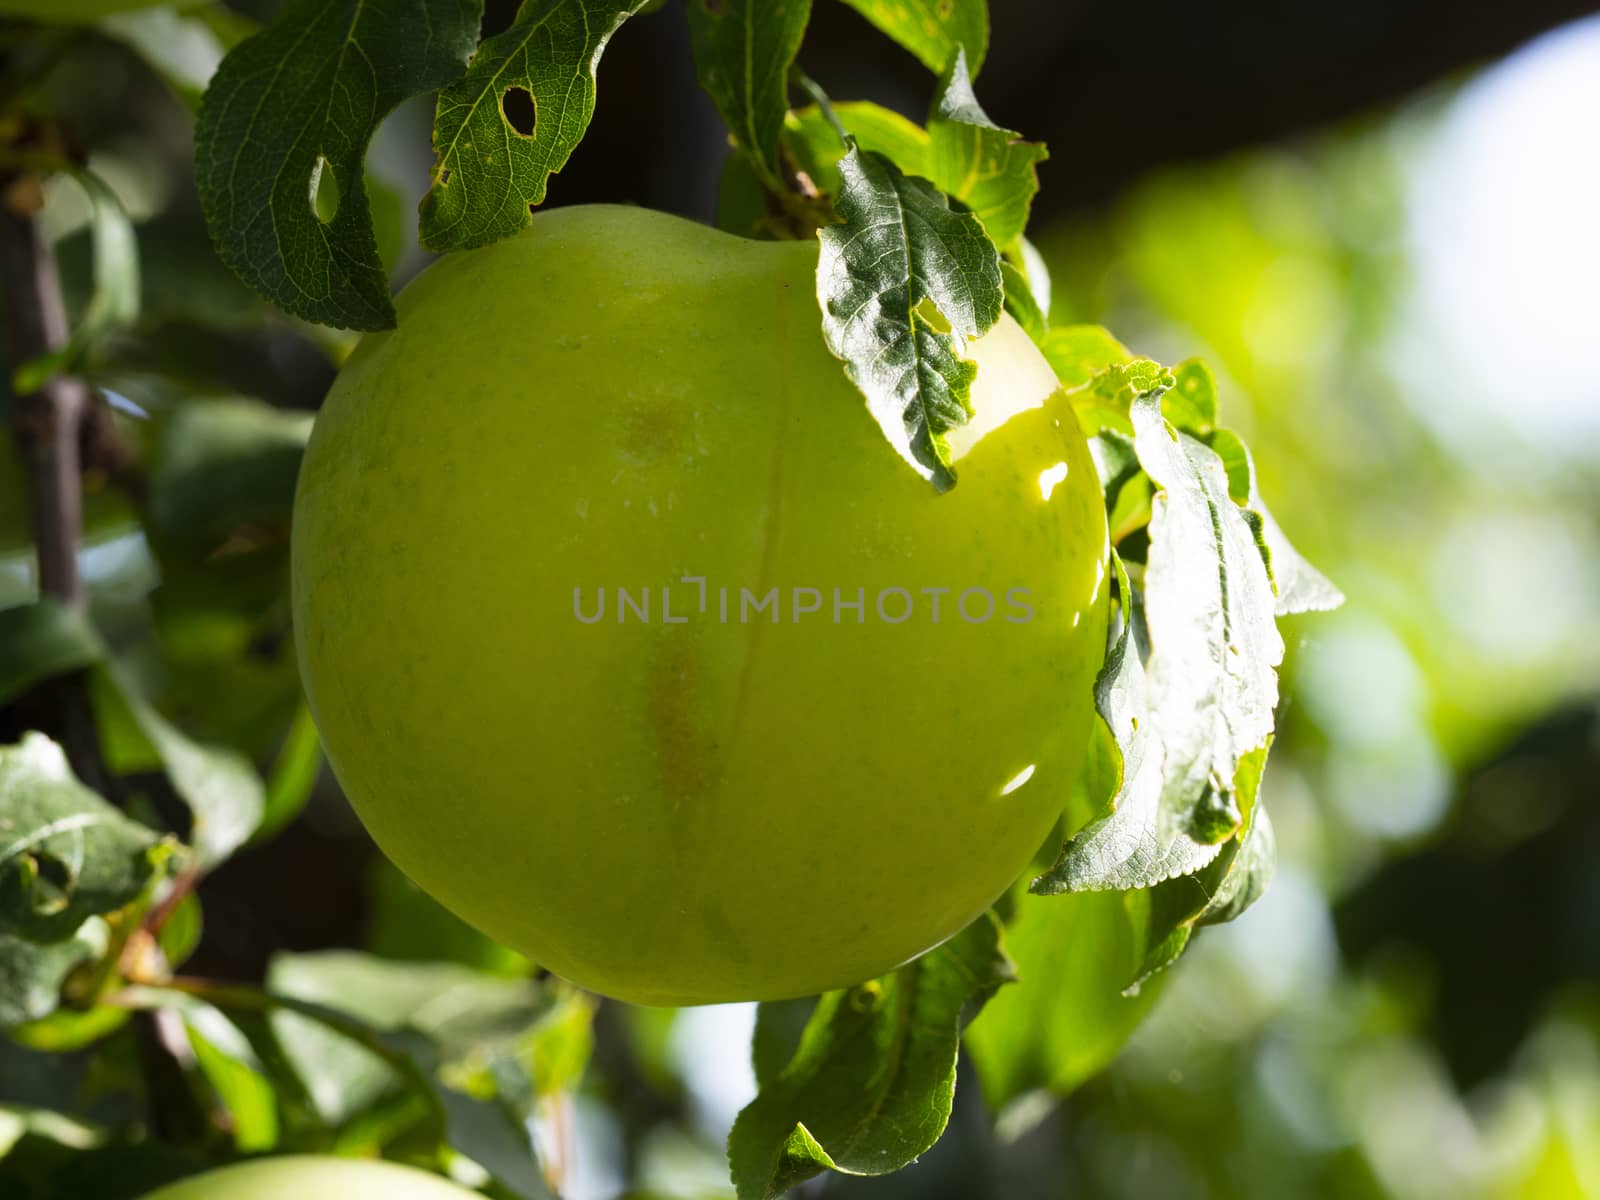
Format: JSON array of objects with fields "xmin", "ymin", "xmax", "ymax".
[
  {"xmin": 138, "ymin": 1156, "xmax": 480, "ymax": 1200},
  {"xmin": 292, "ymin": 205, "xmax": 1109, "ymax": 1006}
]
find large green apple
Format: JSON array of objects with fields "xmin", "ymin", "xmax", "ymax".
[
  {"xmin": 292, "ymin": 205, "xmax": 1109, "ymax": 1005},
  {"xmin": 138, "ymin": 1156, "xmax": 480, "ymax": 1200}
]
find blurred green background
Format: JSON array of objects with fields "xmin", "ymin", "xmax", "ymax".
[{"xmin": 3, "ymin": 3, "xmax": 1598, "ymax": 1198}]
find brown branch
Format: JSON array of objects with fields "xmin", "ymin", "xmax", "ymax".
[{"xmin": 1, "ymin": 174, "xmax": 89, "ymax": 611}]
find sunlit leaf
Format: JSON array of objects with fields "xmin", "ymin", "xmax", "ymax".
[
  {"xmin": 1131, "ymin": 388, "xmax": 1284, "ymax": 847},
  {"xmin": 1207, "ymin": 428, "xmax": 1345, "ymax": 614},
  {"xmin": 1033, "ymin": 560, "xmax": 1226, "ymax": 895},
  {"xmin": 927, "ymin": 50, "xmax": 1045, "ymax": 250},
  {"xmin": 816, "ymin": 142, "xmax": 1003, "ymax": 489},
  {"xmin": 837, "ymin": 0, "xmax": 988, "ymax": 76}
]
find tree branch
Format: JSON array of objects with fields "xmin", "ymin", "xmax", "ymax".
[{"xmin": 1, "ymin": 176, "xmax": 89, "ymax": 610}]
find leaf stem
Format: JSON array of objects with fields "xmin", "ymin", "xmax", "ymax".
[
  {"xmin": 788, "ymin": 67, "xmax": 849, "ymax": 147},
  {"xmin": 116, "ymin": 976, "xmax": 448, "ymax": 1140}
]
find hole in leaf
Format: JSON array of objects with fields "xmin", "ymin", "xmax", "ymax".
[
  {"xmin": 309, "ymin": 155, "xmax": 340, "ymax": 224},
  {"xmin": 913, "ymin": 296, "xmax": 952, "ymax": 334},
  {"xmin": 501, "ymin": 86, "xmax": 537, "ymax": 137}
]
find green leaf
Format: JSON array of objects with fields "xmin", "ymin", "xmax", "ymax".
[
  {"xmin": 195, "ymin": 0, "xmax": 481, "ymax": 330},
  {"xmin": 1000, "ymin": 259, "xmax": 1045, "ymax": 344},
  {"xmin": 0, "ymin": 734, "xmax": 167, "ymax": 943},
  {"xmin": 1130, "ymin": 388, "xmax": 1284, "ymax": 847},
  {"xmin": 99, "ymin": 7, "xmax": 228, "ymax": 109},
  {"xmin": 1162, "ymin": 358, "xmax": 1218, "ymax": 434},
  {"xmin": 926, "ymin": 50, "xmax": 1045, "ymax": 250},
  {"xmin": 687, "ymin": 0, "xmax": 812, "ymax": 189},
  {"xmin": 964, "ymin": 889, "xmax": 1161, "ymax": 1108},
  {"xmin": 266, "ymin": 952, "xmax": 553, "ymax": 1124},
  {"xmin": 0, "ymin": 603, "xmax": 264, "ymax": 864},
  {"xmin": 816, "ymin": 143, "xmax": 1003, "ymax": 489},
  {"xmin": 146, "ymin": 398, "xmax": 312, "ymax": 553},
  {"xmin": 1127, "ymin": 742, "xmax": 1273, "ymax": 989},
  {"xmin": 1197, "ymin": 804, "xmax": 1276, "ymax": 928},
  {"xmin": 253, "ymin": 704, "xmax": 321, "ymax": 845},
  {"xmin": 1033, "ymin": 561, "xmax": 1226, "ymax": 895},
  {"xmin": 419, "ymin": 0, "xmax": 649, "ymax": 252},
  {"xmin": 784, "ymin": 101, "xmax": 931, "ymax": 196},
  {"xmin": 0, "ymin": 600, "xmax": 103, "ymax": 709},
  {"xmin": 11, "ymin": 170, "xmax": 138, "ymax": 395},
  {"xmin": 838, "ymin": 0, "xmax": 988, "ymax": 75},
  {"xmin": 154, "ymin": 892, "xmax": 204, "ymax": 971},
  {"xmin": 1041, "ymin": 324, "xmax": 1132, "ymax": 391},
  {"xmin": 264, "ymin": 952, "xmax": 558, "ymax": 1197},
  {"xmin": 0, "ymin": 919, "xmax": 106, "ymax": 1027},
  {"xmin": 750, "ymin": 997, "xmax": 817, "ymax": 1090},
  {"xmin": 1206, "ymin": 429, "xmax": 1345, "ymax": 615},
  {"xmin": 727, "ymin": 914, "xmax": 1015, "ymax": 1199},
  {"xmin": 90, "ymin": 668, "xmax": 265, "ymax": 867},
  {"xmin": 183, "ymin": 1003, "xmax": 281, "ymax": 1151},
  {"xmin": 1086, "ymin": 430, "xmax": 1141, "ymax": 513}
]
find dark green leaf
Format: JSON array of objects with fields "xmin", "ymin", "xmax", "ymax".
[
  {"xmin": 0, "ymin": 600, "xmax": 103, "ymax": 709},
  {"xmin": 837, "ymin": 0, "xmax": 988, "ymax": 75},
  {"xmin": 0, "ymin": 733, "xmax": 167, "ymax": 943},
  {"xmin": 816, "ymin": 143, "xmax": 1003, "ymax": 489},
  {"xmin": 11, "ymin": 170, "xmax": 138, "ymax": 395},
  {"xmin": 1131, "ymin": 389, "xmax": 1284, "ymax": 847},
  {"xmin": 926, "ymin": 50, "xmax": 1045, "ymax": 250},
  {"xmin": 750, "ymin": 996, "xmax": 817, "ymax": 1090},
  {"xmin": 90, "ymin": 668, "xmax": 265, "ymax": 867},
  {"xmin": 147, "ymin": 398, "xmax": 312, "ymax": 552},
  {"xmin": 715, "ymin": 150, "xmax": 770, "ymax": 238},
  {"xmin": 0, "ymin": 920, "xmax": 104, "ymax": 1027},
  {"xmin": 419, "ymin": 0, "xmax": 649, "ymax": 252},
  {"xmin": 727, "ymin": 914, "xmax": 1015, "ymax": 1199},
  {"xmin": 687, "ymin": 0, "xmax": 812, "ymax": 188},
  {"xmin": 196, "ymin": 0, "xmax": 481, "ymax": 329}
]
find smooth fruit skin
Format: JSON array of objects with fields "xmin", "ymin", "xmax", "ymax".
[
  {"xmin": 292, "ymin": 205, "xmax": 1109, "ymax": 1006},
  {"xmin": 137, "ymin": 1156, "xmax": 481, "ymax": 1200}
]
